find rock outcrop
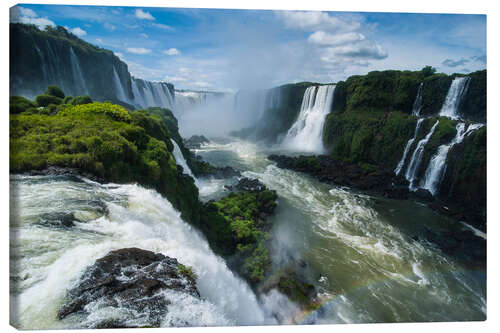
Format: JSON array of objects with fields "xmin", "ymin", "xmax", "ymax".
[{"xmin": 58, "ymin": 248, "xmax": 199, "ymax": 328}]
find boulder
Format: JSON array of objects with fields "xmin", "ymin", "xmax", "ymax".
[
  {"xmin": 184, "ymin": 135, "xmax": 210, "ymax": 149},
  {"xmin": 58, "ymin": 248, "xmax": 199, "ymax": 328}
]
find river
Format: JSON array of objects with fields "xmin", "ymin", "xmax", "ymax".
[{"xmin": 9, "ymin": 138, "xmax": 486, "ymax": 328}]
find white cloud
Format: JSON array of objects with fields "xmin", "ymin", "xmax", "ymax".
[
  {"xmin": 96, "ymin": 38, "xmax": 103, "ymax": 43},
  {"xmin": 308, "ymin": 31, "xmax": 366, "ymax": 47},
  {"xmin": 140, "ymin": 33, "xmax": 148, "ymax": 38},
  {"xmin": 152, "ymin": 23, "xmax": 173, "ymax": 31},
  {"xmin": 276, "ymin": 11, "xmax": 361, "ymax": 32},
  {"xmin": 71, "ymin": 27, "xmax": 87, "ymax": 37},
  {"xmin": 126, "ymin": 47, "xmax": 152, "ymax": 54},
  {"xmin": 10, "ymin": 6, "xmax": 55, "ymax": 29},
  {"xmin": 115, "ymin": 52, "xmax": 125, "ymax": 60},
  {"xmin": 135, "ymin": 9, "xmax": 154, "ymax": 20},
  {"xmin": 324, "ymin": 41, "xmax": 388, "ymax": 60},
  {"xmin": 163, "ymin": 48, "xmax": 180, "ymax": 56}
]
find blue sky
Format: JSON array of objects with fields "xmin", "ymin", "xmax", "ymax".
[{"xmin": 10, "ymin": 4, "xmax": 486, "ymax": 91}]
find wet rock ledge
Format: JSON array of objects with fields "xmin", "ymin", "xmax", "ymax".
[{"xmin": 58, "ymin": 248, "xmax": 199, "ymax": 328}]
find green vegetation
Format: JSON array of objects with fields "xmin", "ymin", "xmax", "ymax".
[
  {"xmin": 276, "ymin": 271, "xmax": 318, "ymax": 309},
  {"xmin": 199, "ymin": 190, "xmax": 278, "ymax": 284},
  {"xmin": 45, "ymin": 85, "xmax": 65, "ymax": 98},
  {"xmin": 323, "ymin": 110, "xmax": 417, "ymax": 167},
  {"xmin": 9, "ymin": 96, "xmax": 36, "ymax": 114},
  {"xmin": 35, "ymin": 94, "xmax": 62, "ymax": 107},
  {"xmin": 10, "ymin": 89, "xmax": 200, "ymax": 224},
  {"xmin": 460, "ymin": 70, "xmax": 486, "ymax": 123},
  {"xmin": 177, "ymin": 264, "xmax": 197, "ymax": 281}
]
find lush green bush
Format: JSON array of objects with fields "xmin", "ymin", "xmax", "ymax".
[
  {"xmin": 323, "ymin": 110, "xmax": 417, "ymax": 167},
  {"xmin": 199, "ymin": 189, "xmax": 278, "ymax": 284},
  {"xmin": 10, "ymin": 100, "xmax": 200, "ymax": 224},
  {"xmin": 58, "ymin": 102, "xmax": 131, "ymax": 122},
  {"xmin": 71, "ymin": 95, "xmax": 93, "ymax": 105},
  {"xmin": 45, "ymin": 85, "xmax": 65, "ymax": 98},
  {"xmin": 10, "ymin": 96, "xmax": 36, "ymax": 114},
  {"xmin": 35, "ymin": 94, "xmax": 62, "ymax": 107}
]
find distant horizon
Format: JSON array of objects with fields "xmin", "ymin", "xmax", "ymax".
[{"xmin": 10, "ymin": 4, "xmax": 486, "ymax": 92}]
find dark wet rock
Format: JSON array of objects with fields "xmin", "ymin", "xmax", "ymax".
[
  {"xmin": 58, "ymin": 248, "xmax": 199, "ymax": 328},
  {"xmin": 183, "ymin": 135, "xmax": 210, "ymax": 149},
  {"xmin": 411, "ymin": 188, "xmax": 435, "ymax": 202},
  {"xmin": 225, "ymin": 177, "xmax": 268, "ymax": 193},
  {"xmin": 268, "ymin": 154, "xmax": 398, "ymax": 194},
  {"xmin": 25, "ymin": 166, "xmax": 106, "ymax": 184},
  {"xmin": 193, "ymin": 160, "xmax": 241, "ymax": 179},
  {"xmin": 38, "ymin": 212, "xmax": 76, "ymax": 228},
  {"xmin": 417, "ymin": 227, "xmax": 486, "ymax": 267}
]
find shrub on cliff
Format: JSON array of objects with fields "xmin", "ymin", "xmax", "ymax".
[
  {"xmin": 10, "ymin": 100, "xmax": 200, "ymax": 224},
  {"xmin": 199, "ymin": 188, "xmax": 278, "ymax": 284},
  {"xmin": 45, "ymin": 85, "xmax": 65, "ymax": 98},
  {"xmin": 9, "ymin": 96, "xmax": 36, "ymax": 114},
  {"xmin": 35, "ymin": 94, "xmax": 62, "ymax": 107}
]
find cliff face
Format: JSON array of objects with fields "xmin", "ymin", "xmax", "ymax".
[
  {"xmin": 11, "ymin": 24, "xmax": 131, "ymax": 102},
  {"xmin": 322, "ymin": 69, "xmax": 486, "ymax": 227},
  {"xmin": 10, "ymin": 23, "xmax": 176, "ymax": 110},
  {"xmin": 232, "ymin": 82, "xmax": 317, "ymax": 142}
]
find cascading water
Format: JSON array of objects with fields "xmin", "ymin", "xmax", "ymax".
[
  {"xmin": 420, "ymin": 123, "xmax": 484, "ymax": 195},
  {"xmin": 281, "ymin": 85, "xmax": 335, "ymax": 153},
  {"xmin": 69, "ymin": 47, "xmax": 88, "ymax": 96},
  {"xmin": 439, "ymin": 77, "xmax": 470, "ymax": 120},
  {"xmin": 170, "ymin": 139, "xmax": 195, "ymax": 179},
  {"xmin": 112, "ymin": 67, "xmax": 129, "ymax": 103},
  {"xmin": 10, "ymin": 175, "xmax": 279, "ymax": 329},
  {"xmin": 412, "ymin": 83, "xmax": 423, "ymax": 116},
  {"xmin": 404, "ymin": 120, "xmax": 439, "ymax": 190},
  {"xmin": 394, "ymin": 119, "xmax": 424, "ymax": 175},
  {"xmin": 131, "ymin": 78, "xmax": 175, "ymax": 110}
]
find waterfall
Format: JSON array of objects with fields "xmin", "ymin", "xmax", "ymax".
[
  {"xmin": 131, "ymin": 79, "xmax": 147, "ymax": 108},
  {"xmin": 10, "ymin": 175, "xmax": 276, "ymax": 328},
  {"xmin": 281, "ymin": 85, "xmax": 336, "ymax": 153},
  {"xmin": 420, "ymin": 122, "xmax": 484, "ymax": 195},
  {"xmin": 439, "ymin": 77, "xmax": 470, "ymax": 120},
  {"xmin": 175, "ymin": 91, "xmax": 223, "ymax": 113},
  {"xmin": 112, "ymin": 67, "xmax": 129, "ymax": 103},
  {"xmin": 412, "ymin": 83, "xmax": 423, "ymax": 116},
  {"xmin": 394, "ymin": 119, "xmax": 424, "ymax": 175},
  {"xmin": 130, "ymin": 78, "xmax": 175, "ymax": 110},
  {"xmin": 404, "ymin": 120, "xmax": 439, "ymax": 190},
  {"xmin": 170, "ymin": 139, "xmax": 195, "ymax": 179},
  {"xmin": 69, "ymin": 47, "xmax": 88, "ymax": 95}
]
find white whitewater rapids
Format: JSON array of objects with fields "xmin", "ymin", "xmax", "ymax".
[
  {"xmin": 282, "ymin": 85, "xmax": 335, "ymax": 153},
  {"xmin": 9, "ymin": 175, "xmax": 282, "ymax": 329}
]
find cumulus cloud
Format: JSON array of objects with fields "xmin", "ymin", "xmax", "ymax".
[
  {"xmin": 115, "ymin": 52, "xmax": 125, "ymax": 60},
  {"xmin": 277, "ymin": 11, "xmax": 361, "ymax": 32},
  {"xmin": 71, "ymin": 27, "xmax": 87, "ymax": 37},
  {"xmin": 10, "ymin": 6, "xmax": 55, "ymax": 29},
  {"xmin": 308, "ymin": 31, "xmax": 366, "ymax": 47},
  {"xmin": 326, "ymin": 42, "xmax": 388, "ymax": 59},
  {"xmin": 442, "ymin": 57, "xmax": 470, "ymax": 67},
  {"xmin": 135, "ymin": 9, "xmax": 154, "ymax": 20},
  {"xmin": 163, "ymin": 48, "xmax": 180, "ymax": 56},
  {"xmin": 276, "ymin": 10, "xmax": 387, "ymax": 75},
  {"xmin": 126, "ymin": 47, "xmax": 152, "ymax": 54}
]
